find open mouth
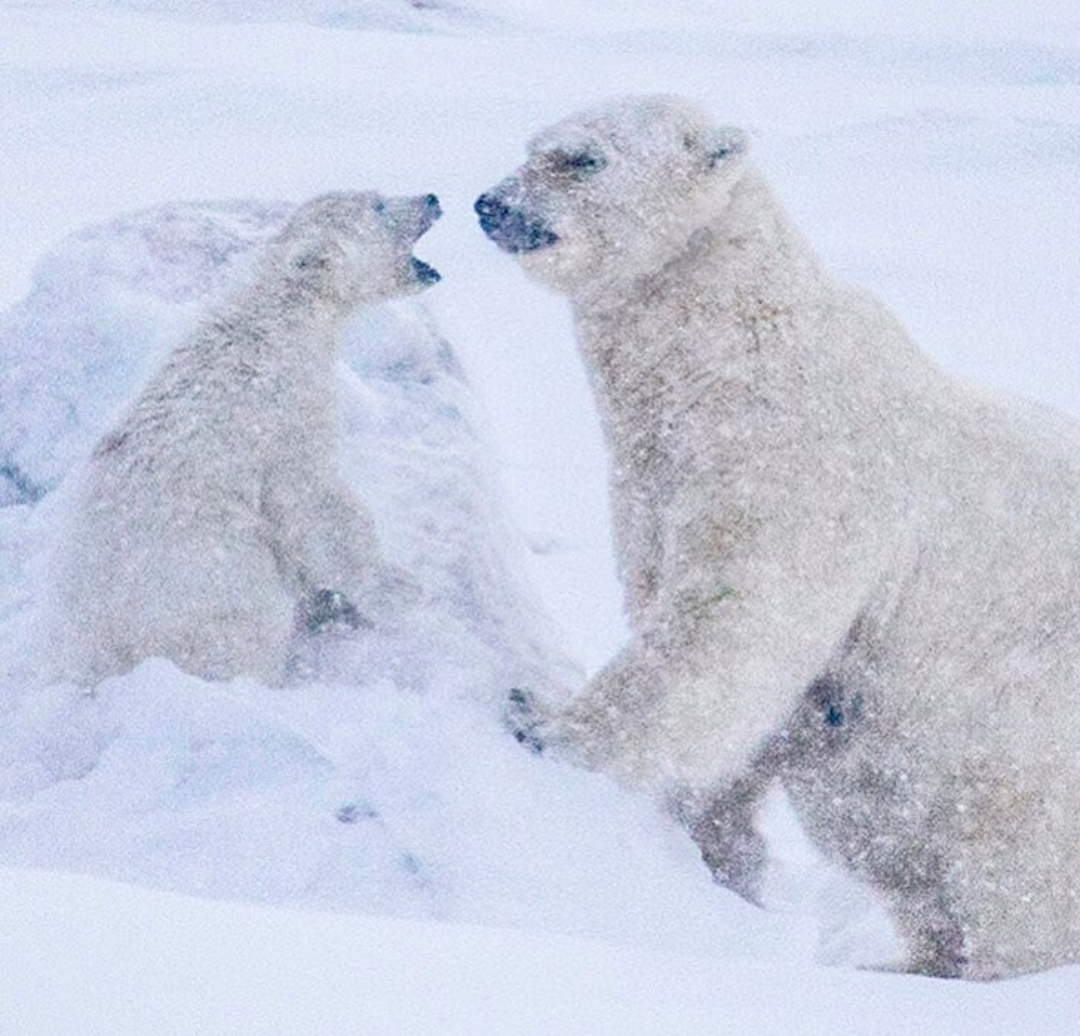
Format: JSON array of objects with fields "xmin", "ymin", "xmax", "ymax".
[
  {"xmin": 484, "ymin": 219, "xmax": 559, "ymax": 254},
  {"xmin": 410, "ymin": 255, "xmax": 441, "ymax": 285},
  {"xmin": 409, "ymin": 194, "xmax": 442, "ymax": 286}
]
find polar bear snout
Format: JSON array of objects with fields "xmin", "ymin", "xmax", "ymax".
[
  {"xmin": 384, "ymin": 193, "xmax": 442, "ymax": 289},
  {"xmin": 409, "ymin": 192, "xmax": 443, "ymax": 235},
  {"xmin": 384, "ymin": 193, "xmax": 442, "ymax": 241},
  {"xmin": 474, "ymin": 190, "xmax": 559, "ymax": 254}
]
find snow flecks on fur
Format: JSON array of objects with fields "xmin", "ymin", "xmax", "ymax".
[{"xmin": 481, "ymin": 96, "xmax": 1080, "ymax": 978}]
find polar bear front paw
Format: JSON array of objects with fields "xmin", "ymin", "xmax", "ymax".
[
  {"xmin": 303, "ymin": 589, "xmax": 373, "ymax": 633},
  {"xmin": 505, "ymin": 687, "xmax": 615, "ymax": 774}
]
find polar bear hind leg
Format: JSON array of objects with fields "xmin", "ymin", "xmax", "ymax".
[{"xmin": 130, "ymin": 597, "xmax": 294, "ymax": 685}]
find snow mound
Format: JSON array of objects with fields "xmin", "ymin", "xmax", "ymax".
[
  {"xmin": 0, "ymin": 199, "xmax": 290, "ymax": 502},
  {"xmin": 0, "ymin": 201, "xmax": 800, "ymax": 959}
]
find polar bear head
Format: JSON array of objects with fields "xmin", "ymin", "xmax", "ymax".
[
  {"xmin": 270, "ymin": 191, "xmax": 442, "ymax": 309},
  {"xmin": 475, "ymin": 96, "xmax": 749, "ymax": 297}
]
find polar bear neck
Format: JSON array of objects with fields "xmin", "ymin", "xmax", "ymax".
[
  {"xmin": 573, "ymin": 169, "xmax": 824, "ymax": 317},
  {"xmin": 568, "ymin": 167, "xmax": 965, "ymax": 520},
  {"xmin": 570, "ymin": 169, "xmax": 835, "ymax": 423},
  {"xmin": 255, "ymin": 258, "xmax": 358, "ymax": 327},
  {"xmin": 216, "ymin": 275, "xmax": 349, "ymax": 363}
]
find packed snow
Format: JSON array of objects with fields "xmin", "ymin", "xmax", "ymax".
[
  {"xmin": 0, "ymin": 0, "xmax": 1077, "ymax": 1031},
  {"xmin": 3, "ymin": 866, "xmax": 1076, "ymax": 1036}
]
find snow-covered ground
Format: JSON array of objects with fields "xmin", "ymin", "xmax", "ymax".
[
  {"xmin": 3, "ymin": 866, "xmax": 1076, "ymax": 1036},
  {"xmin": 0, "ymin": 1, "xmax": 1077, "ymax": 1032}
]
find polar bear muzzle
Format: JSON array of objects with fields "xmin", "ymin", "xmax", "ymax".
[
  {"xmin": 474, "ymin": 191, "xmax": 559, "ymax": 254},
  {"xmin": 399, "ymin": 193, "xmax": 442, "ymax": 285}
]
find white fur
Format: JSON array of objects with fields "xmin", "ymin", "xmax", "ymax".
[
  {"xmin": 483, "ymin": 96, "xmax": 1080, "ymax": 978},
  {"xmin": 50, "ymin": 191, "xmax": 439, "ymax": 686}
]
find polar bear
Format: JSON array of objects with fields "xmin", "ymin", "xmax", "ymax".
[
  {"xmin": 477, "ymin": 96, "xmax": 1080, "ymax": 979},
  {"xmin": 50, "ymin": 190, "xmax": 442, "ymax": 686}
]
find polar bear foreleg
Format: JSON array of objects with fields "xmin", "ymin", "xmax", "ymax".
[
  {"xmin": 132, "ymin": 599, "xmax": 293, "ymax": 685},
  {"xmin": 263, "ymin": 476, "xmax": 375, "ymax": 591},
  {"xmin": 545, "ymin": 542, "xmax": 870, "ymax": 792},
  {"xmin": 265, "ymin": 474, "xmax": 420, "ymax": 627},
  {"xmin": 301, "ymin": 481, "xmax": 382, "ymax": 591}
]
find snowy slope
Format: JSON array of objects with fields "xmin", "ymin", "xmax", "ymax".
[
  {"xmin": 2, "ymin": 867, "xmax": 1076, "ymax": 1036},
  {"xmin": 0, "ymin": 0, "xmax": 1078, "ymax": 1029}
]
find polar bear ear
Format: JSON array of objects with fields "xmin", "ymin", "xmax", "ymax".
[{"xmin": 702, "ymin": 126, "xmax": 749, "ymax": 169}]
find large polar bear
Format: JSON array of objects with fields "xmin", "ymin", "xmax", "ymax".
[
  {"xmin": 50, "ymin": 191, "xmax": 442, "ymax": 686},
  {"xmin": 477, "ymin": 96, "xmax": 1080, "ymax": 979}
]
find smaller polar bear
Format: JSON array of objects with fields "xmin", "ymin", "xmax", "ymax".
[
  {"xmin": 50, "ymin": 191, "xmax": 442, "ymax": 686},
  {"xmin": 477, "ymin": 96, "xmax": 1080, "ymax": 978}
]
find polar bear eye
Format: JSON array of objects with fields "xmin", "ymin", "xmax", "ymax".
[
  {"xmin": 684, "ymin": 128, "xmax": 747, "ymax": 168},
  {"xmin": 550, "ymin": 149, "xmax": 607, "ymax": 178},
  {"xmin": 371, "ymin": 199, "xmax": 387, "ymax": 214}
]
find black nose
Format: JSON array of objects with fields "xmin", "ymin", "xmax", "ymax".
[
  {"xmin": 475, "ymin": 193, "xmax": 559, "ymax": 253},
  {"xmin": 420, "ymin": 193, "xmax": 442, "ymax": 222}
]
